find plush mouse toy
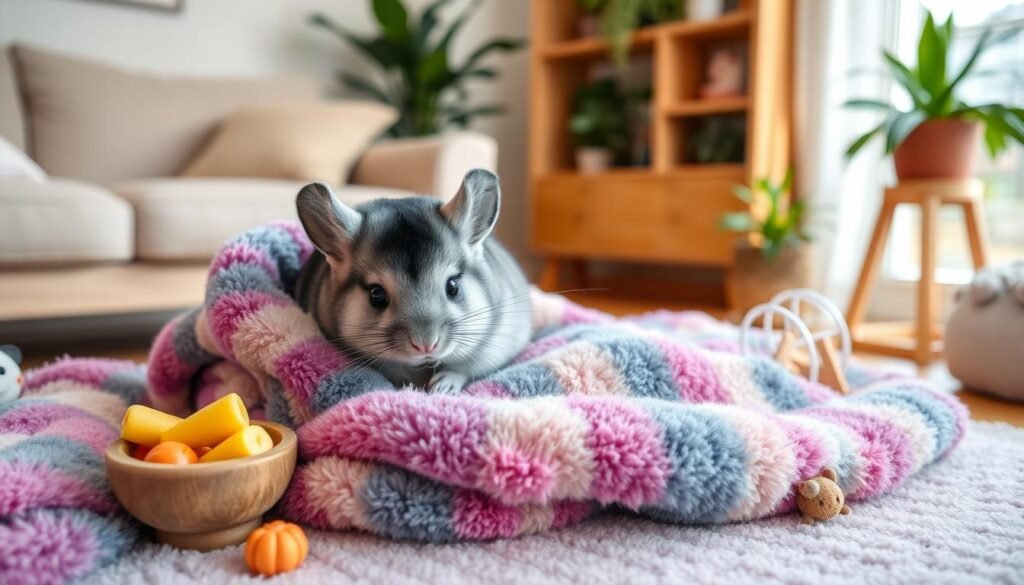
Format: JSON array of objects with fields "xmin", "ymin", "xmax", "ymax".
[
  {"xmin": 0, "ymin": 344, "xmax": 24, "ymax": 403},
  {"xmin": 796, "ymin": 468, "xmax": 851, "ymax": 524}
]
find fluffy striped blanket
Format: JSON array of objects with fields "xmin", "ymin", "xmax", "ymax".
[{"xmin": 0, "ymin": 222, "xmax": 967, "ymax": 584}]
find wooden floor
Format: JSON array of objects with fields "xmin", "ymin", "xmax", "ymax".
[
  {"xmin": 18, "ymin": 290, "xmax": 1024, "ymax": 427},
  {"xmin": 0, "ymin": 263, "xmax": 207, "ymax": 321}
]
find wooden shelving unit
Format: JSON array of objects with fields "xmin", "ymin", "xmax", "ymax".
[
  {"xmin": 665, "ymin": 96, "xmax": 749, "ymax": 117},
  {"xmin": 529, "ymin": 0, "xmax": 794, "ymax": 309},
  {"xmin": 540, "ymin": 29, "xmax": 658, "ymax": 60}
]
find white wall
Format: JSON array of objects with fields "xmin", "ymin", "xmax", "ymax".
[{"xmin": 0, "ymin": 0, "xmax": 532, "ymax": 266}]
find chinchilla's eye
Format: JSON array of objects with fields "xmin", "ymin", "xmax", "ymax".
[
  {"xmin": 368, "ymin": 285, "xmax": 389, "ymax": 309},
  {"xmin": 446, "ymin": 277, "xmax": 460, "ymax": 299},
  {"xmin": 0, "ymin": 366, "xmax": 4, "ymax": 376}
]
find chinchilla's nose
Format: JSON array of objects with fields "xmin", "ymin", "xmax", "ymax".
[
  {"xmin": 410, "ymin": 338, "xmax": 439, "ymax": 354},
  {"xmin": 407, "ymin": 314, "xmax": 443, "ymax": 355},
  {"xmin": 408, "ymin": 322, "xmax": 440, "ymax": 354}
]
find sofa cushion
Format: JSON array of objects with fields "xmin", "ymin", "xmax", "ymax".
[
  {"xmin": 111, "ymin": 178, "xmax": 413, "ymax": 260},
  {"xmin": 183, "ymin": 102, "xmax": 396, "ymax": 184},
  {"xmin": 0, "ymin": 136, "xmax": 45, "ymax": 182},
  {"xmin": 0, "ymin": 47, "xmax": 25, "ymax": 151},
  {"xmin": 11, "ymin": 44, "xmax": 320, "ymax": 183},
  {"xmin": 0, "ymin": 178, "xmax": 133, "ymax": 264}
]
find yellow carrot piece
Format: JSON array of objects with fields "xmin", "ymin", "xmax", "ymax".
[
  {"xmin": 199, "ymin": 425, "xmax": 273, "ymax": 463},
  {"xmin": 121, "ymin": 405, "xmax": 183, "ymax": 448},
  {"xmin": 161, "ymin": 393, "xmax": 248, "ymax": 449}
]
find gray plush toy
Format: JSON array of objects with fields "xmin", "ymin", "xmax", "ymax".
[
  {"xmin": 945, "ymin": 262, "xmax": 1024, "ymax": 402},
  {"xmin": 0, "ymin": 344, "xmax": 24, "ymax": 403}
]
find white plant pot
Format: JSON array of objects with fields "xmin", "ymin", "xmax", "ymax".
[
  {"xmin": 576, "ymin": 148, "xmax": 613, "ymax": 174},
  {"xmin": 687, "ymin": 0, "xmax": 724, "ymax": 21}
]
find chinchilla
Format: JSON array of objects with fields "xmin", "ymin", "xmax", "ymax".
[{"xmin": 294, "ymin": 169, "xmax": 531, "ymax": 394}]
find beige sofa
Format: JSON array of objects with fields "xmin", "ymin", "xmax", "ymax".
[{"xmin": 0, "ymin": 45, "xmax": 496, "ymax": 323}]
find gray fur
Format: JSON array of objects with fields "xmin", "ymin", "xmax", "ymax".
[{"xmin": 295, "ymin": 170, "xmax": 530, "ymax": 393}]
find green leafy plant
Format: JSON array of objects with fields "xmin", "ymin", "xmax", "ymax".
[
  {"xmin": 687, "ymin": 115, "xmax": 746, "ymax": 163},
  {"xmin": 309, "ymin": 0, "xmax": 525, "ymax": 137},
  {"xmin": 568, "ymin": 78, "xmax": 630, "ymax": 153},
  {"xmin": 577, "ymin": 0, "xmax": 608, "ymax": 15},
  {"xmin": 720, "ymin": 169, "xmax": 811, "ymax": 261},
  {"xmin": 592, "ymin": 0, "xmax": 682, "ymax": 66},
  {"xmin": 845, "ymin": 11, "xmax": 1023, "ymax": 158}
]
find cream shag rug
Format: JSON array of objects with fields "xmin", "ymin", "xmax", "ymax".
[{"xmin": 84, "ymin": 421, "xmax": 1024, "ymax": 585}]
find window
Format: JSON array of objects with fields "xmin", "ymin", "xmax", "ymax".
[{"xmin": 884, "ymin": 1, "xmax": 1024, "ymax": 285}]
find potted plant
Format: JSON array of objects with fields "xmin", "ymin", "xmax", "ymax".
[
  {"xmin": 309, "ymin": 0, "xmax": 524, "ymax": 137},
  {"xmin": 568, "ymin": 78, "xmax": 630, "ymax": 174},
  {"xmin": 687, "ymin": 114, "xmax": 746, "ymax": 163},
  {"xmin": 576, "ymin": 0, "xmax": 607, "ymax": 37},
  {"xmin": 720, "ymin": 170, "xmax": 815, "ymax": 311},
  {"xmin": 845, "ymin": 11, "xmax": 1023, "ymax": 179},
  {"xmin": 595, "ymin": 0, "xmax": 683, "ymax": 66}
]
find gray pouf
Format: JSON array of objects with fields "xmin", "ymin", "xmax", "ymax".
[{"xmin": 945, "ymin": 261, "xmax": 1024, "ymax": 402}]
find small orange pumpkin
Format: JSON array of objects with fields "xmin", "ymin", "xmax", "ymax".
[{"xmin": 244, "ymin": 520, "xmax": 308, "ymax": 576}]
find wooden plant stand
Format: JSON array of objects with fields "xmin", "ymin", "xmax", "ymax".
[{"xmin": 846, "ymin": 179, "xmax": 989, "ymax": 365}]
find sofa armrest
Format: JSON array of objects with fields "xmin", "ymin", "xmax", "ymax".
[{"xmin": 350, "ymin": 131, "xmax": 497, "ymax": 198}]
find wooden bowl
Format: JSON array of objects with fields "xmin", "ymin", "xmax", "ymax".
[{"xmin": 105, "ymin": 421, "xmax": 297, "ymax": 551}]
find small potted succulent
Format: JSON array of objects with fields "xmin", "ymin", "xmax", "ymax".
[
  {"xmin": 568, "ymin": 78, "xmax": 629, "ymax": 173},
  {"xmin": 845, "ymin": 11, "xmax": 1023, "ymax": 179},
  {"xmin": 720, "ymin": 170, "xmax": 815, "ymax": 311}
]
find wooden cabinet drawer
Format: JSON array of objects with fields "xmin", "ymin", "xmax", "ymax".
[{"xmin": 531, "ymin": 174, "xmax": 745, "ymax": 266}]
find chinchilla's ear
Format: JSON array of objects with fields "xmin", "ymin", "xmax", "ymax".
[
  {"xmin": 821, "ymin": 468, "xmax": 837, "ymax": 481},
  {"xmin": 441, "ymin": 169, "xmax": 500, "ymax": 246},
  {"xmin": 296, "ymin": 182, "xmax": 361, "ymax": 271},
  {"xmin": 0, "ymin": 345, "xmax": 21, "ymax": 365}
]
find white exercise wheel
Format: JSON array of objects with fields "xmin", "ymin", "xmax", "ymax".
[
  {"xmin": 739, "ymin": 303, "xmax": 821, "ymax": 382},
  {"xmin": 769, "ymin": 288, "xmax": 852, "ymax": 370}
]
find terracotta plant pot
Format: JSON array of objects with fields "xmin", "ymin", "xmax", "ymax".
[
  {"xmin": 893, "ymin": 119, "xmax": 981, "ymax": 180},
  {"xmin": 576, "ymin": 147, "xmax": 613, "ymax": 174},
  {"xmin": 733, "ymin": 245, "xmax": 814, "ymax": 313}
]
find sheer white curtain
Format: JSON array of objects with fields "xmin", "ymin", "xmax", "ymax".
[{"xmin": 794, "ymin": 0, "xmax": 906, "ymax": 308}]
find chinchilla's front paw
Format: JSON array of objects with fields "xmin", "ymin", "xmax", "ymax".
[{"xmin": 428, "ymin": 371, "xmax": 469, "ymax": 395}]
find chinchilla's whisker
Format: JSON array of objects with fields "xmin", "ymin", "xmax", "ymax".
[
  {"xmin": 346, "ymin": 351, "xmax": 392, "ymax": 372},
  {"xmin": 329, "ymin": 333, "xmax": 389, "ymax": 344},
  {"xmin": 450, "ymin": 312, "xmax": 534, "ymax": 329},
  {"xmin": 540, "ymin": 287, "xmax": 609, "ymax": 296},
  {"xmin": 345, "ymin": 339, "xmax": 395, "ymax": 350},
  {"xmin": 452, "ymin": 307, "xmax": 535, "ymax": 323},
  {"xmin": 456, "ymin": 286, "xmax": 605, "ymax": 324},
  {"xmin": 447, "ymin": 335, "xmax": 520, "ymax": 356},
  {"xmin": 446, "ymin": 341, "xmax": 476, "ymax": 364},
  {"xmin": 452, "ymin": 286, "xmax": 602, "ymax": 327},
  {"xmin": 451, "ymin": 285, "xmax": 605, "ymax": 324},
  {"xmin": 460, "ymin": 289, "xmax": 531, "ymax": 312},
  {"xmin": 325, "ymin": 331, "xmax": 393, "ymax": 346},
  {"xmin": 450, "ymin": 292, "xmax": 532, "ymax": 324}
]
